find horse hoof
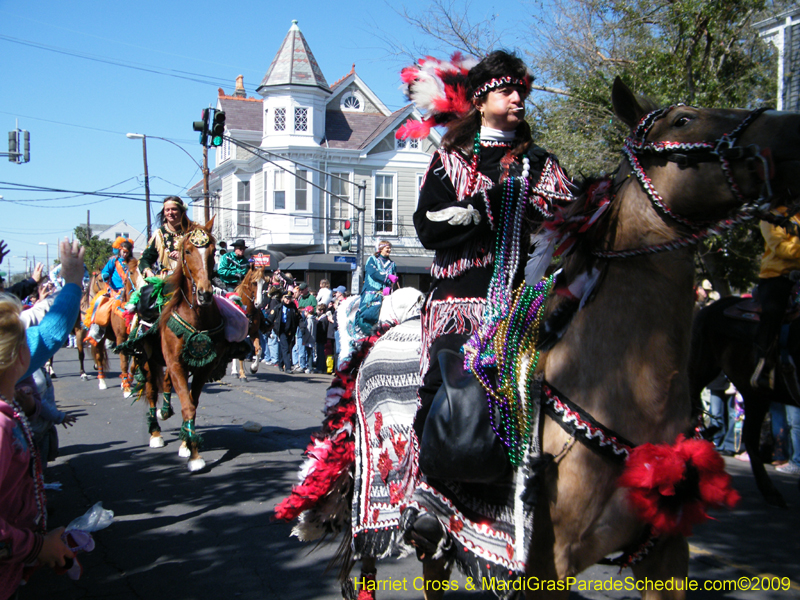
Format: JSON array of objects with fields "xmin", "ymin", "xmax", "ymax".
[
  {"xmin": 149, "ymin": 436, "xmax": 165, "ymax": 448},
  {"xmin": 98, "ymin": 379, "xmax": 108, "ymax": 390},
  {"xmin": 80, "ymin": 373, "xmax": 90, "ymax": 381},
  {"xmin": 239, "ymin": 375, "xmax": 248, "ymax": 382},
  {"xmin": 158, "ymin": 408, "xmax": 174, "ymax": 421},
  {"xmin": 249, "ymin": 361, "xmax": 259, "ymax": 374},
  {"xmin": 178, "ymin": 443, "xmax": 191, "ymax": 458},
  {"xmin": 123, "ymin": 389, "xmax": 132, "ymax": 399},
  {"xmin": 187, "ymin": 457, "xmax": 206, "ymax": 472}
]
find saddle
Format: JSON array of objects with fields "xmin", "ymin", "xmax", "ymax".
[{"xmin": 722, "ymin": 297, "xmax": 800, "ymax": 323}]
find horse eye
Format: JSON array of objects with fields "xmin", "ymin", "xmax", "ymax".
[{"xmin": 673, "ymin": 115, "xmax": 693, "ymax": 127}]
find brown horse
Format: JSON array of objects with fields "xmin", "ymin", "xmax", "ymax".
[
  {"xmin": 231, "ymin": 264, "xmax": 268, "ymax": 381},
  {"xmin": 689, "ymin": 295, "xmax": 800, "ymax": 507},
  {"xmin": 140, "ymin": 216, "xmax": 235, "ymax": 471},
  {"xmin": 88, "ymin": 258, "xmax": 142, "ymax": 395},
  {"xmin": 321, "ymin": 79, "xmax": 800, "ymax": 598}
]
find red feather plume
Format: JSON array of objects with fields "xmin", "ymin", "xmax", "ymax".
[{"xmin": 619, "ymin": 435, "xmax": 739, "ymax": 537}]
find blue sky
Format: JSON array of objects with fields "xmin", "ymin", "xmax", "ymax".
[{"xmin": 0, "ymin": 0, "xmax": 526, "ymax": 278}]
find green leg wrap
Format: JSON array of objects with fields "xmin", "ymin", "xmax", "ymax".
[
  {"xmin": 160, "ymin": 392, "xmax": 174, "ymax": 420},
  {"xmin": 147, "ymin": 407, "xmax": 161, "ymax": 434},
  {"xmin": 179, "ymin": 419, "xmax": 203, "ymax": 448}
]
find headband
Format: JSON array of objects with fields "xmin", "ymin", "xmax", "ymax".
[
  {"xmin": 472, "ymin": 76, "xmax": 530, "ymax": 100},
  {"xmin": 163, "ymin": 198, "xmax": 187, "ymax": 211}
]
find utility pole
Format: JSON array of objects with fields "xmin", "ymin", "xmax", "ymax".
[
  {"xmin": 203, "ymin": 145, "xmax": 210, "ymax": 222},
  {"xmin": 87, "ymin": 210, "xmax": 91, "ymax": 238}
]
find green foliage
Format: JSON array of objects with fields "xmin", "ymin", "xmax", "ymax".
[
  {"xmin": 526, "ymin": 0, "xmax": 782, "ymax": 291},
  {"xmin": 74, "ymin": 226, "xmax": 113, "ymax": 273}
]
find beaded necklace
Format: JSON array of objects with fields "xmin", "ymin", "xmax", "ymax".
[
  {"xmin": 462, "ymin": 127, "xmax": 546, "ymax": 466},
  {"xmin": 0, "ymin": 392, "xmax": 47, "ymax": 532}
]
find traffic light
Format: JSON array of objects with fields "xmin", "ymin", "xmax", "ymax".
[
  {"xmin": 338, "ymin": 220, "xmax": 352, "ymax": 252},
  {"xmin": 193, "ymin": 109, "xmax": 210, "ymax": 147},
  {"xmin": 22, "ymin": 130, "xmax": 29, "ymax": 163},
  {"xmin": 210, "ymin": 110, "xmax": 226, "ymax": 147},
  {"xmin": 8, "ymin": 130, "xmax": 17, "ymax": 162}
]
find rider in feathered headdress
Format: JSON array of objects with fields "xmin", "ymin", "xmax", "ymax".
[{"xmin": 396, "ymin": 49, "xmax": 574, "ymax": 577}]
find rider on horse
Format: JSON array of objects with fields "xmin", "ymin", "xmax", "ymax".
[
  {"xmin": 139, "ymin": 196, "xmax": 191, "ymax": 278},
  {"xmin": 85, "ymin": 239, "xmax": 134, "ymax": 343},
  {"xmin": 217, "ymin": 239, "xmax": 249, "ymax": 292},
  {"xmin": 401, "ymin": 49, "xmax": 572, "ymax": 556},
  {"xmin": 751, "ymin": 207, "xmax": 800, "ymax": 389}
]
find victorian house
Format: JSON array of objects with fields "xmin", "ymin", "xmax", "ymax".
[{"xmin": 189, "ymin": 20, "xmax": 439, "ymax": 291}]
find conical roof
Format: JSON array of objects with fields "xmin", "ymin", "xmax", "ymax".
[{"xmin": 257, "ymin": 21, "xmax": 330, "ymax": 93}]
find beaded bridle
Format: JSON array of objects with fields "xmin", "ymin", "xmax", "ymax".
[
  {"xmin": 179, "ymin": 229, "xmax": 214, "ymax": 308},
  {"xmin": 594, "ymin": 105, "xmax": 774, "ymax": 259}
]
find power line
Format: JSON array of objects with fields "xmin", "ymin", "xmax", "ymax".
[
  {"xmin": 0, "ymin": 180, "xmax": 352, "ymax": 223},
  {"xmin": 0, "ymin": 34, "xmax": 257, "ymax": 93}
]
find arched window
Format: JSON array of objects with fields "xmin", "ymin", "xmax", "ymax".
[{"xmin": 341, "ymin": 91, "xmax": 364, "ymax": 112}]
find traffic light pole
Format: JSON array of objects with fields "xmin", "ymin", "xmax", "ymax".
[
  {"xmin": 203, "ymin": 145, "xmax": 210, "ymax": 223},
  {"xmin": 353, "ymin": 180, "xmax": 366, "ymax": 294}
]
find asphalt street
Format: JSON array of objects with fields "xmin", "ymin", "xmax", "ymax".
[{"xmin": 18, "ymin": 348, "xmax": 800, "ymax": 600}]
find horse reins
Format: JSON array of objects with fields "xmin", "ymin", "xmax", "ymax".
[{"xmin": 594, "ymin": 106, "xmax": 774, "ymax": 259}]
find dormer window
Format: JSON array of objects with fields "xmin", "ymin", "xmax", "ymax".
[{"xmin": 340, "ymin": 91, "xmax": 364, "ymax": 112}]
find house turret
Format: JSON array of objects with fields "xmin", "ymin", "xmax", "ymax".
[{"xmin": 258, "ymin": 20, "xmax": 331, "ymax": 147}]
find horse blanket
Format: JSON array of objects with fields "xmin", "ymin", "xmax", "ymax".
[{"xmin": 352, "ymin": 319, "xmax": 537, "ymax": 589}]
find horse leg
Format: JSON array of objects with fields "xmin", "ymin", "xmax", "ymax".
[
  {"xmin": 419, "ymin": 558, "xmax": 452, "ymax": 600},
  {"xmin": 47, "ymin": 355, "xmax": 56, "ymax": 379},
  {"xmin": 742, "ymin": 394, "xmax": 786, "ymax": 507},
  {"xmin": 146, "ymin": 362, "xmax": 166, "ymax": 448},
  {"xmin": 76, "ymin": 329, "xmax": 90, "ymax": 380},
  {"xmin": 166, "ymin": 361, "xmax": 205, "ymax": 471},
  {"xmin": 119, "ymin": 338, "xmax": 132, "ymax": 398},
  {"xmin": 158, "ymin": 372, "xmax": 175, "ymax": 421},
  {"xmin": 630, "ymin": 536, "xmax": 689, "ymax": 600},
  {"xmin": 348, "ymin": 557, "xmax": 378, "ymax": 600},
  {"xmin": 232, "ymin": 358, "xmax": 238, "ymax": 376},
  {"xmin": 238, "ymin": 356, "xmax": 247, "ymax": 382},
  {"xmin": 96, "ymin": 344, "xmax": 108, "ymax": 390},
  {"xmin": 249, "ymin": 336, "xmax": 261, "ymax": 374},
  {"xmin": 181, "ymin": 372, "xmax": 207, "ymax": 472}
]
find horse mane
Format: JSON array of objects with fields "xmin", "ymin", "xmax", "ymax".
[{"xmin": 537, "ymin": 175, "xmax": 622, "ymax": 349}]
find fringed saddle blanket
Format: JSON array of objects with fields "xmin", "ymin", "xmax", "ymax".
[
  {"xmin": 351, "ymin": 318, "xmax": 422, "ymax": 559},
  {"xmin": 352, "ymin": 319, "xmax": 536, "ymax": 592}
]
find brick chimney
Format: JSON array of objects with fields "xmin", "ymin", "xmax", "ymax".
[{"xmin": 235, "ymin": 75, "xmax": 246, "ymax": 98}]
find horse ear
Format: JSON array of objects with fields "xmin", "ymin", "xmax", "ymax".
[
  {"xmin": 612, "ymin": 77, "xmax": 646, "ymax": 131},
  {"xmin": 204, "ymin": 214, "xmax": 216, "ymax": 233}
]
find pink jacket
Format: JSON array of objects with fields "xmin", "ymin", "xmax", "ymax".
[{"xmin": 0, "ymin": 401, "xmax": 43, "ymax": 599}]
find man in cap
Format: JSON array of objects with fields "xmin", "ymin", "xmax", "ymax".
[{"xmin": 217, "ymin": 239, "xmax": 249, "ymax": 291}]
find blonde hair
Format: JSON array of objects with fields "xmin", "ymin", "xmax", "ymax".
[{"xmin": 0, "ymin": 294, "xmax": 26, "ymax": 373}]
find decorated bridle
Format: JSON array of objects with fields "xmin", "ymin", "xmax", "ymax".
[
  {"xmin": 180, "ymin": 228, "xmax": 213, "ymax": 308},
  {"xmin": 594, "ymin": 105, "xmax": 775, "ymax": 259}
]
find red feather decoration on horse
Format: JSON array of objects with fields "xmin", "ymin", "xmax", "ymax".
[{"xmin": 618, "ymin": 435, "xmax": 739, "ymax": 536}]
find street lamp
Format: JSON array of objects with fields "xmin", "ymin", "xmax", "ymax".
[
  {"xmin": 127, "ymin": 133, "xmax": 204, "ymax": 236},
  {"xmin": 126, "ymin": 133, "xmax": 151, "ymax": 239},
  {"xmin": 38, "ymin": 242, "xmax": 50, "ymax": 272}
]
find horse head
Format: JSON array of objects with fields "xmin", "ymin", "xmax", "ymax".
[
  {"xmin": 177, "ymin": 215, "xmax": 217, "ymax": 307},
  {"xmin": 239, "ymin": 264, "xmax": 269, "ymax": 310},
  {"xmin": 610, "ymin": 78, "xmax": 800, "ymax": 246}
]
